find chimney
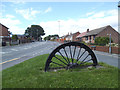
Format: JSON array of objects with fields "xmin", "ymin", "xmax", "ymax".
[
  {"xmin": 68, "ymin": 32, "xmax": 69, "ymax": 35},
  {"xmin": 87, "ymin": 29, "xmax": 89, "ymax": 33}
]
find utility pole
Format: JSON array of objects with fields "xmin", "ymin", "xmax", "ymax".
[{"xmin": 58, "ymin": 21, "xmax": 60, "ymax": 41}]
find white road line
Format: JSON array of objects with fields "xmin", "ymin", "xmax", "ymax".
[{"xmin": 11, "ymin": 49, "xmax": 18, "ymax": 51}]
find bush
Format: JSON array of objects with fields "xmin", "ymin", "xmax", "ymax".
[
  {"xmin": 12, "ymin": 35, "xmax": 18, "ymax": 41},
  {"xmin": 95, "ymin": 37, "xmax": 113, "ymax": 46}
]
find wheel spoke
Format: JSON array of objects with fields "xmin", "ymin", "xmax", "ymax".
[
  {"xmin": 77, "ymin": 47, "xmax": 81, "ymax": 60},
  {"xmin": 80, "ymin": 54, "xmax": 90, "ymax": 64},
  {"xmin": 54, "ymin": 56, "xmax": 68, "ymax": 65},
  {"xmin": 80, "ymin": 59, "xmax": 92, "ymax": 64},
  {"xmin": 73, "ymin": 46, "xmax": 76, "ymax": 59},
  {"xmin": 63, "ymin": 48, "xmax": 70, "ymax": 64},
  {"xmin": 58, "ymin": 51, "xmax": 69, "ymax": 64},
  {"xmin": 69, "ymin": 46, "xmax": 74, "ymax": 64},
  {"xmin": 51, "ymin": 61, "xmax": 65, "ymax": 67},
  {"xmin": 76, "ymin": 50, "xmax": 86, "ymax": 63}
]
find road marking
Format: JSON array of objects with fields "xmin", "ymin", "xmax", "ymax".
[
  {"xmin": 11, "ymin": 49, "xmax": 18, "ymax": 51},
  {"xmin": 0, "ymin": 57, "xmax": 21, "ymax": 64}
]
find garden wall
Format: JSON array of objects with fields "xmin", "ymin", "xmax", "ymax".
[{"xmin": 88, "ymin": 45, "xmax": 120, "ymax": 54}]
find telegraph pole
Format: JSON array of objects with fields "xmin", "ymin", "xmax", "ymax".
[{"xmin": 58, "ymin": 21, "xmax": 60, "ymax": 41}]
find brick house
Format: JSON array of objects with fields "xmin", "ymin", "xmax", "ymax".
[
  {"xmin": 0, "ymin": 23, "xmax": 11, "ymax": 46},
  {"xmin": 76, "ymin": 25, "xmax": 120, "ymax": 44},
  {"xmin": 76, "ymin": 29, "xmax": 88, "ymax": 42},
  {"xmin": 66, "ymin": 32, "xmax": 80, "ymax": 42},
  {"xmin": 60, "ymin": 34, "xmax": 69, "ymax": 42}
]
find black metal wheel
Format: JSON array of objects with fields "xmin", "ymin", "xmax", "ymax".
[{"xmin": 45, "ymin": 42, "xmax": 98, "ymax": 72}]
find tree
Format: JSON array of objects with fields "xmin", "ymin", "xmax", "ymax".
[
  {"xmin": 95, "ymin": 37, "xmax": 113, "ymax": 46},
  {"xmin": 44, "ymin": 34, "xmax": 59, "ymax": 41},
  {"xmin": 24, "ymin": 25, "xmax": 45, "ymax": 41},
  {"xmin": 11, "ymin": 35, "xmax": 18, "ymax": 41}
]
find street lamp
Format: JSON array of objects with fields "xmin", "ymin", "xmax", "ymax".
[
  {"xmin": 107, "ymin": 34, "xmax": 111, "ymax": 54},
  {"xmin": 58, "ymin": 21, "xmax": 60, "ymax": 37}
]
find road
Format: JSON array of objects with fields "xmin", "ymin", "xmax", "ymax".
[{"xmin": 0, "ymin": 41, "xmax": 119, "ymax": 70}]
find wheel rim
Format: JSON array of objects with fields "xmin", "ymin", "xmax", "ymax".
[{"xmin": 45, "ymin": 42, "xmax": 98, "ymax": 72}]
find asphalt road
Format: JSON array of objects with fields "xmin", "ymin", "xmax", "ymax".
[{"xmin": 0, "ymin": 41, "xmax": 119, "ymax": 70}]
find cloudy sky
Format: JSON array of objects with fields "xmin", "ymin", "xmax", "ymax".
[{"xmin": 0, "ymin": 0, "xmax": 119, "ymax": 37}]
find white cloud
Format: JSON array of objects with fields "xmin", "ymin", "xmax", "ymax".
[
  {"xmin": 6, "ymin": 14, "xmax": 15, "ymax": 19},
  {"xmin": 91, "ymin": 12, "xmax": 105, "ymax": 18},
  {"xmin": 12, "ymin": 1, "xmax": 26, "ymax": 4},
  {"xmin": 40, "ymin": 9, "xmax": 118, "ymax": 37},
  {"xmin": 0, "ymin": 15, "xmax": 25, "ymax": 34},
  {"xmin": 44, "ymin": 7, "xmax": 52, "ymax": 13},
  {"xmin": 86, "ymin": 11, "xmax": 95, "ymax": 16},
  {"xmin": 15, "ymin": 8, "xmax": 40, "ymax": 20}
]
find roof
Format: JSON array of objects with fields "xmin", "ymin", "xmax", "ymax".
[
  {"xmin": 72, "ymin": 31, "xmax": 80, "ymax": 35},
  {"xmin": 84, "ymin": 25, "xmax": 110, "ymax": 36},
  {"xmin": 76, "ymin": 32, "xmax": 87, "ymax": 38},
  {"xmin": 0, "ymin": 23, "xmax": 9, "ymax": 29}
]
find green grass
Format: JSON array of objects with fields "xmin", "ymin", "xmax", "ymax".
[{"xmin": 2, "ymin": 54, "xmax": 118, "ymax": 88}]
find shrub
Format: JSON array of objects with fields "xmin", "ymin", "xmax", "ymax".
[
  {"xmin": 95, "ymin": 37, "xmax": 113, "ymax": 46},
  {"xmin": 12, "ymin": 35, "xmax": 18, "ymax": 41}
]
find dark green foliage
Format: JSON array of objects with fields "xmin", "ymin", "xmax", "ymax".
[
  {"xmin": 44, "ymin": 34, "xmax": 59, "ymax": 41},
  {"xmin": 24, "ymin": 25, "xmax": 45, "ymax": 40},
  {"xmin": 95, "ymin": 37, "xmax": 113, "ymax": 46},
  {"xmin": 11, "ymin": 35, "xmax": 18, "ymax": 41}
]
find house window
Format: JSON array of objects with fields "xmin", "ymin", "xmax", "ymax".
[
  {"xmin": 86, "ymin": 36, "xmax": 88, "ymax": 40},
  {"xmin": 90, "ymin": 36, "xmax": 91, "ymax": 40},
  {"xmin": 93, "ymin": 35, "xmax": 96, "ymax": 40}
]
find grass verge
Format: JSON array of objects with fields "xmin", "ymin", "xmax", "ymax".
[{"xmin": 2, "ymin": 54, "xmax": 118, "ymax": 88}]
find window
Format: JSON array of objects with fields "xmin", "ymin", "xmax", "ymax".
[
  {"xmin": 86, "ymin": 36, "xmax": 88, "ymax": 40},
  {"xmin": 93, "ymin": 35, "xmax": 96, "ymax": 40},
  {"xmin": 90, "ymin": 36, "xmax": 91, "ymax": 40}
]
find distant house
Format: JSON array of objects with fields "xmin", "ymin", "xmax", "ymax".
[
  {"xmin": 60, "ymin": 34, "xmax": 69, "ymax": 42},
  {"xmin": 76, "ymin": 29, "xmax": 89, "ymax": 42},
  {"xmin": 76, "ymin": 25, "xmax": 120, "ymax": 44},
  {"xmin": 66, "ymin": 32, "xmax": 80, "ymax": 42},
  {"xmin": 0, "ymin": 23, "xmax": 11, "ymax": 46}
]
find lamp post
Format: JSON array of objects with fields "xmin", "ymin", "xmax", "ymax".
[
  {"xmin": 107, "ymin": 34, "xmax": 111, "ymax": 54},
  {"xmin": 58, "ymin": 21, "xmax": 60, "ymax": 41}
]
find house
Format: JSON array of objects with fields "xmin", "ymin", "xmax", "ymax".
[
  {"xmin": 60, "ymin": 34, "xmax": 69, "ymax": 42},
  {"xmin": 76, "ymin": 25, "xmax": 120, "ymax": 44},
  {"xmin": 0, "ymin": 23, "xmax": 11, "ymax": 46},
  {"xmin": 76, "ymin": 29, "xmax": 89, "ymax": 42},
  {"xmin": 66, "ymin": 32, "xmax": 80, "ymax": 42}
]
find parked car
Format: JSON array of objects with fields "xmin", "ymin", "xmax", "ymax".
[{"xmin": 2, "ymin": 41, "xmax": 6, "ymax": 46}]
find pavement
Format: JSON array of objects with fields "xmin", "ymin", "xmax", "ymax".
[{"xmin": 93, "ymin": 50, "xmax": 119, "ymax": 68}]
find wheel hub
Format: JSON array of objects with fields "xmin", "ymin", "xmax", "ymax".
[{"xmin": 67, "ymin": 63, "xmax": 79, "ymax": 68}]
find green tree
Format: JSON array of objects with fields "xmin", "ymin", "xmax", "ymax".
[
  {"xmin": 25, "ymin": 25, "xmax": 45, "ymax": 40},
  {"xmin": 44, "ymin": 34, "xmax": 59, "ymax": 41},
  {"xmin": 95, "ymin": 37, "xmax": 113, "ymax": 46},
  {"xmin": 11, "ymin": 35, "xmax": 18, "ymax": 41}
]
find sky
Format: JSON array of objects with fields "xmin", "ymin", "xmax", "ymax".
[{"xmin": 0, "ymin": 1, "xmax": 119, "ymax": 38}]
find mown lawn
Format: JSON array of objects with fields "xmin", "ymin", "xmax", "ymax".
[{"xmin": 2, "ymin": 54, "xmax": 118, "ymax": 88}]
